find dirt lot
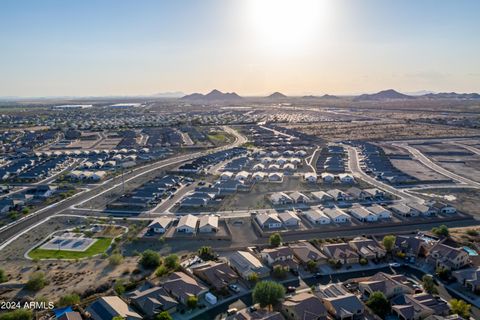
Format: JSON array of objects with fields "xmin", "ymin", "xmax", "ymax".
[
  {"xmin": 412, "ymin": 188, "xmax": 480, "ymax": 217},
  {"xmin": 390, "ymin": 158, "xmax": 449, "ymax": 181},
  {"xmin": 285, "ymin": 121, "xmax": 480, "ymax": 142}
]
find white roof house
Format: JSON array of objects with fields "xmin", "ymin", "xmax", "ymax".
[
  {"xmin": 256, "ymin": 213, "xmax": 282, "ymax": 229},
  {"xmin": 268, "ymin": 164, "xmax": 280, "ymax": 171},
  {"xmin": 326, "ymin": 189, "xmax": 348, "ymax": 201},
  {"xmin": 278, "ymin": 211, "xmax": 301, "ymax": 226},
  {"xmin": 235, "ymin": 171, "xmax": 250, "ymax": 181},
  {"xmin": 198, "ymin": 215, "xmax": 219, "ymax": 233},
  {"xmin": 253, "ymin": 163, "xmax": 265, "ymax": 171},
  {"xmin": 148, "ymin": 217, "xmax": 174, "ymax": 233},
  {"xmin": 269, "ymin": 192, "xmax": 294, "ymax": 205},
  {"xmin": 304, "ymin": 208, "xmax": 331, "ymax": 225},
  {"xmin": 229, "ymin": 251, "xmax": 270, "ymax": 279},
  {"xmin": 390, "ymin": 203, "xmax": 416, "ymax": 217},
  {"xmin": 268, "ymin": 172, "xmax": 284, "ymax": 182},
  {"xmin": 368, "ymin": 204, "xmax": 392, "ymax": 219},
  {"xmin": 176, "ymin": 214, "xmax": 198, "ymax": 233},
  {"xmin": 310, "ymin": 191, "xmax": 334, "ymax": 202},
  {"xmin": 283, "ymin": 163, "xmax": 296, "ymax": 171},
  {"xmin": 349, "ymin": 206, "xmax": 378, "ymax": 222},
  {"xmin": 220, "ymin": 171, "xmax": 234, "ymax": 180},
  {"xmin": 322, "ymin": 207, "xmax": 351, "ymax": 223},
  {"xmin": 289, "ymin": 191, "xmax": 310, "ymax": 203},
  {"xmin": 252, "ymin": 172, "xmax": 266, "ymax": 181},
  {"xmin": 304, "ymin": 172, "xmax": 318, "ymax": 182}
]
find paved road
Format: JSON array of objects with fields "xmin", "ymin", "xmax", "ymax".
[
  {"xmin": 344, "ymin": 145, "xmax": 424, "ymax": 203},
  {"xmin": 401, "ymin": 144, "xmax": 480, "ymax": 188},
  {"xmin": 0, "ymin": 126, "xmax": 246, "ymax": 249}
]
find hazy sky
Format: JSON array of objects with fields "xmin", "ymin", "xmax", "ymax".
[{"xmin": 1, "ymin": 0, "xmax": 479, "ymax": 97}]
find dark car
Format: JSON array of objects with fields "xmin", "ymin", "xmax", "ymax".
[{"xmin": 286, "ymin": 286, "xmax": 296, "ymax": 293}]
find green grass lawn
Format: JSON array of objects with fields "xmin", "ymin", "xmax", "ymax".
[
  {"xmin": 208, "ymin": 132, "xmax": 229, "ymax": 143},
  {"xmin": 28, "ymin": 238, "xmax": 112, "ymax": 260}
]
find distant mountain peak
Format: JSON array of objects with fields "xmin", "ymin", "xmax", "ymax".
[
  {"xmin": 267, "ymin": 92, "xmax": 287, "ymax": 99},
  {"xmin": 355, "ymin": 89, "xmax": 413, "ymax": 101}
]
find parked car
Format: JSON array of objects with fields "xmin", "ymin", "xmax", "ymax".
[{"xmin": 229, "ymin": 284, "xmax": 240, "ymax": 293}]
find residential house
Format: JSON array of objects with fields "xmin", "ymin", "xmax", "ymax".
[
  {"xmin": 322, "ymin": 207, "xmax": 350, "ymax": 224},
  {"xmin": 256, "ymin": 213, "xmax": 282, "ymax": 229},
  {"xmin": 228, "ymin": 250, "xmax": 270, "ymax": 279},
  {"xmin": 192, "ymin": 261, "xmax": 239, "ymax": 291},
  {"xmin": 268, "ymin": 172, "xmax": 284, "ymax": 182},
  {"xmin": 304, "ymin": 208, "xmax": 331, "ymax": 225},
  {"xmin": 322, "ymin": 243, "xmax": 360, "ymax": 265},
  {"xmin": 368, "ymin": 204, "xmax": 392, "ymax": 219},
  {"xmin": 127, "ymin": 286, "xmax": 178, "ymax": 317},
  {"xmin": 176, "ymin": 214, "xmax": 198, "ymax": 233},
  {"xmin": 359, "ymin": 272, "xmax": 414, "ymax": 299},
  {"xmin": 260, "ymin": 246, "xmax": 298, "ymax": 270},
  {"xmin": 221, "ymin": 171, "xmax": 234, "ymax": 180},
  {"xmin": 348, "ymin": 237, "xmax": 386, "ymax": 260},
  {"xmin": 310, "ymin": 191, "xmax": 334, "ymax": 203},
  {"xmin": 349, "ymin": 205, "xmax": 378, "ymax": 222},
  {"xmin": 278, "ymin": 211, "xmax": 301, "ymax": 227},
  {"xmin": 290, "ymin": 242, "xmax": 328, "ymax": 267},
  {"xmin": 252, "ymin": 172, "xmax": 267, "ymax": 181},
  {"xmin": 347, "ymin": 187, "xmax": 371, "ymax": 201},
  {"xmin": 198, "ymin": 215, "xmax": 219, "ymax": 233},
  {"xmin": 392, "ymin": 293, "xmax": 449, "ymax": 320},
  {"xmin": 321, "ymin": 173, "xmax": 335, "ymax": 183},
  {"xmin": 364, "ymin": 188, "xmax": 385, "ymax": 200},
  {"xmin": 87, "ymin": 296, "xmax": 142, "ymax": 320},
  {"xmin": 315, "ymin": 283, "xmax": 364, "ymax": 320},
  {"xmin": 289, "ymin": 191, "xmax": 310, "ymax": 204},
  {"xmin": 281, "ymin": 292, "xmax": 327, "ymax": 320},
  {"xmin": 408, "ymin": 202, "xmax": 436, "ymax": 216},
  {"xmin": 338, "ymin": 173, "xmax": 354, "ymax": 184},
  {"xmin": 390, "ymin": 203, "xmax": 417, "ymax": 217},
  {"xmin": 426, "ymin": 242, "xmax": 469, "ymax": 270},
  {"xmin": 269, "ymin": 192, "xmax": 294, "ymax": 205},
  {"xmin": 326, "ymin": 189, "xmax": 348, "ymax": 202},
  {"xmin": 431, "ymin": 202, "xmax": 456, "ymax": 214},
  {"xmin": 304, "ymin": 172, "xmax": 318, "ymax": 183},
  {"xmin": 453, "ymin": 267, "xmax": 480, "ymax": 293},
  {"xmin": 161, "ymin": 272, "xmax": 208, "ymax": 305},
  {"xmin": 394, "ymin": 235, "xmax": 431, "ymax": 261},
  {"xmin": 148, "ymin": 217, "xmax": 173, "ymax": 234}
]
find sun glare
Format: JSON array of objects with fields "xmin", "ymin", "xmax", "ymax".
[{"xmin": 246, "ymin": 0, "xmax": 329, "ymax": 54}]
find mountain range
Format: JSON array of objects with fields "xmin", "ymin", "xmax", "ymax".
[
  {"xmin": 181, "ymin": 89, "xmax": 242, "ymax": 101},
  {"xmin": 179, "ymin": 89, "xmax": 480, "ymax": 102}
]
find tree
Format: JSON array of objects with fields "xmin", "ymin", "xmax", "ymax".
[
  {"xmin": 449, "ymin": 299, "xmax": 471, "ymax": 319},
  {"xmin": 306, "ymin": 260, "xmax": 317, "ymax": 272},
  {"xmin": 114, "ymin": 279, "xmax": 126, "ymax": 295},
  {"xmin": 436, "ymin": 267, "xmax": 450, "ymax": 281},
  {"xmin": 272, "ymin": 265, "xmax": 287, "ymax": 279},
  {"xmin": 26, "ymin": 271, "xmax": 47, "ymax": 291},
  {"xmin": 366, "ymin": 291, "xmax": 390, "ymax": 318},
  {"xmin": 247, "ymin": 272, "xmax": 259, "ymax": 283},
  {"xmin": 139, "ymin": 250, "xmax": 161, "ymax": 269},
  {"xmin": 155, "ymin": 265, "xmax": 169, "ymax": 277},
  {"xmin": 422, "ymin": 275, "xmax": 438, "ymax": 294},
  {"xmin": 155, "ymin": 311, "xmax": 173, "ymax": 320},
  {"xmin": 269, "ymin": 233, "xmax": 282, "ymax": 247},
  {"xmin": 252, "ymin": 281, "xmax": 285, "ymax": 309},
  {"xmin": 432, "ymin": 225, "xmax": 449, "ymax": 237},
  {"xmin": 198, "ymin": 246, "xmax": 215, "ymax": 260},
  {"xmin": 109, "ymin": 253, "xmax": 124, "ymax": 266},
  {"xmin": 0, "ymin": 268, "xmax": 7, "ymax": 283},
  {"xmin": 186, "ymin": 295, "xmax": 198, "ymax": 309},
  {"xmin": 0, "ymin": 309, "xmax": 33, "ymax": 320},
  {"xmin": 58, "ymin": 293, "xmax": 80, "ymax": 307},
  {"xmin": 112, "ymin": 317, "xmax": 124, "ymax": 320},
  {"xmin": 382, "ymin": 235, "xmax": 396, "ymax": 252},
  {"xmin": 164, "ymin": 254, "xmax": 179, "ymax": 270}
]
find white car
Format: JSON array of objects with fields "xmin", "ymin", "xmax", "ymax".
[
  {"xmin": 229, "ymin": 284, "xmax": 240, "ymax": 293},
  {"xmin": 389, "ymin": 262, "xmax": 402, "ymax": 268}
]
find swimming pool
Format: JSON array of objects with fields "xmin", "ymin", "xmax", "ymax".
[{"xmin": 463, "ymin": 246, "xmax": 478, "ymax": 256}]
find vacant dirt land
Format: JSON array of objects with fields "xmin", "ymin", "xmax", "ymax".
[
  {"xmin": 286, "ymin": 121, "xmax": 480, "ymax": 142},
  {"xmin": 413, "ymin": 188, "xmax": 480, "ymax": 217}
]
